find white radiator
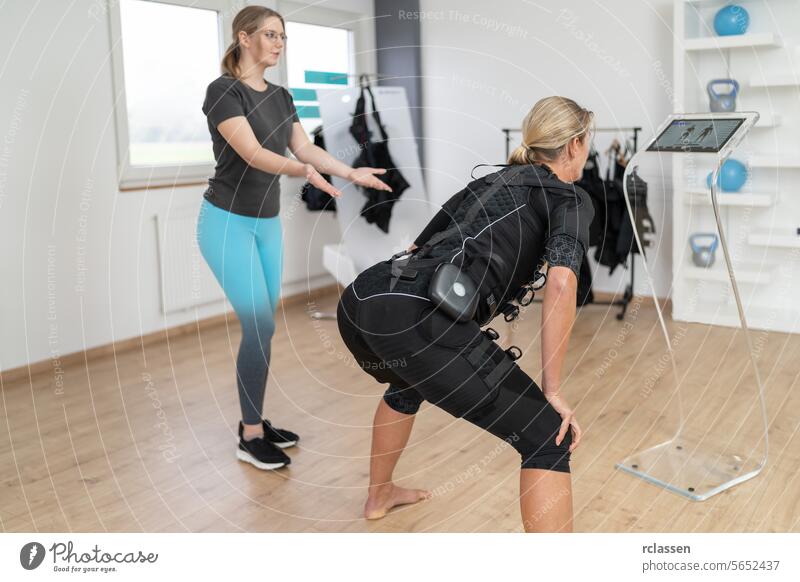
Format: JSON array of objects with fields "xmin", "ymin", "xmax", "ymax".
[{"xmin": 155, "ymin": 205, "xmax": 225, "ymax": 314}]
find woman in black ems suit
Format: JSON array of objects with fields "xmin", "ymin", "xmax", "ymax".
[{"xmin": 337, "ymin": 96, "xmax": 594, "ymax": 532}]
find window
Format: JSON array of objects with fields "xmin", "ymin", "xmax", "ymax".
[
  {"xmin": 110, "ymin": 0, "xmax": 226, "ymax": 189},
  {"xmin": 284, "ymin": 21, "xmax": 355, "ymax": 135},
  {"xmin": 110, "ymin": 0, "xmax": 369, "ymax": 189},
  {"xmin": 279, "ymin": 0, "xmax": 371, "ymax": 139}
]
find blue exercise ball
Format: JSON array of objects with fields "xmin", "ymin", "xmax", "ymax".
[
  {"xmin": 714, "ymin": 5, "xmax": 749, "ymax": 36},
  {"xmin": 706, "ymin": 158, "xmax": 748, "ymax": 192}
]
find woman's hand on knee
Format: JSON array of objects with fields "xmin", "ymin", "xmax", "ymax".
[{"xmin": 544, "ymin": 392, "xmax": 581, "ymax": 453}]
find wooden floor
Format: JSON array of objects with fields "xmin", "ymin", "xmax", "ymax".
[{"xmin": 2, "ymin": 289, "xmax": 799, "ymax": 532}]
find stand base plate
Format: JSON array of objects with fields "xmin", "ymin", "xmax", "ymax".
[{"xmin": 616, "ymin": 438, "xmax": 763, "ymax": 501}]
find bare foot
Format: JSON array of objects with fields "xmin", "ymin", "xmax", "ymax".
[{"xmin": 364, "ymin": 483, "xmax": 431, "ymax": 520}]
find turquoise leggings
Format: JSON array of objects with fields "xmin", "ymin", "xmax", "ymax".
[{"xmin": 196, "ymin": 199, "xmax": 283, "ymax": 425}]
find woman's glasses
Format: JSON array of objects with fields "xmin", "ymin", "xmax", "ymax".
[{"xmin": 263, "ymin": 30, "xmax": 287, "ymax": 43}]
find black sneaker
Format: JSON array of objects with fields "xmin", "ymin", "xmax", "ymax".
[
  {"xmin": 262, "ymin": 419, "xmax": 299, "ymax": 449},
  {"xmin": 237, "ymin": 422, "xmax": 290, "ymax": 470}
]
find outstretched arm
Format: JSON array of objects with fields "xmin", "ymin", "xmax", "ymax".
[
  {"xmin": 217, "ymin": 116, "xmax": 342, "ymax": 197},
  {"xmin": 288, "ymin": 123, "xmax": 391, "ymax": 192}
]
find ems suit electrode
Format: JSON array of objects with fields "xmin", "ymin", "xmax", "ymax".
[{"xmin": 428, "ymin": 262, "xmax": 480, "ymax": 322}]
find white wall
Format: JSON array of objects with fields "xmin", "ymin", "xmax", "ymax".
[
  {"xmin": 1, "ymin": 0, "xmax": 679, "ymax": 372},
  {"xmin": 418, "ymin": 0, "xmax": 676, "ymax": 298},
  {"xmin": 0, "ymin": 0, "xmax": 374, "ymax": 372}
]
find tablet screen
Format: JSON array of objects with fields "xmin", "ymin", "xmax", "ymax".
[{"xmin": 647, "ymin": 118, "xmax": 745, "ymax": 152}]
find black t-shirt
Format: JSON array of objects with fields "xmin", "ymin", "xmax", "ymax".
[{"xmin": 202, "ymin": 75, "xmax": 299, "ymax": 218}]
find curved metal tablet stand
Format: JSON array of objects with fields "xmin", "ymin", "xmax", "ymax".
[{"xmin": 615, "ymin": 116, "xmax": 769, "ymax": 501}]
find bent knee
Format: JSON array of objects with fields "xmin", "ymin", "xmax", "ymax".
[
  {"xmin": 383, "ymin": 384, "xmax": 423, "ymax": 415},
  {"xmin": 518, "ymin": 442, "xmax": 572, "ymax": 473}
]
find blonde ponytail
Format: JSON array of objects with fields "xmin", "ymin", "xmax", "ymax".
[
  {"xmin": 508, "ymin": 144, "xmax": 534, "ymax": 165},
  {"xmin": 508, "ymin": 96, "xmax": 594, "ymax": 165}
]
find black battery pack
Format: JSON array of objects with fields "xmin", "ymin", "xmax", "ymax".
[{"xmin": 428, "ymin": 262, "xmax": 480, "ymax": 322}]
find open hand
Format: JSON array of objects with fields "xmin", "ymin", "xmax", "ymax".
[
  {"xmin": 306, "ymin": 164, "xmax": 342, "ymax": 198},
  {"xmin": 348, "ymin": 167, "xmax": 392, "ymax": 192}
]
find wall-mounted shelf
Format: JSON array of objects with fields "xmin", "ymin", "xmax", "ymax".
[
  {"xmin": 748, "ymin": 155, "xmax": 800, "ymax": 168},
  {"xmin": 683, "ymin": 264, "xmax": 773, "ymax": 284},
  {"xmin": 673, "ymin": 0, "xmax": 799, "ymax": 334},
  {"xmin": 754, "ymin": 113, "xmax": 781, "ymax": 128},
  {"xmin": 684, "ymin": 188, "xmax": 773, "ymax": 207},
  {"xmin": 681, "ymin": 0, "xmax": 761, "ymax": 4},
  {"xmin": 748, "ymin": 229, "xmax": 800, "ymax": 248},
  {"xmin": 689, "ymin": 113, "xmax": 779, "ymax": 128},
  {"xmin": 749, "ymin": 74, "xmax": 800, "ymax": 88},
  {"xmin": 684, "ymin": 33, "xmax": 782, "ymax": 51},
  {"xmin": 676, "ymin": 301, "xmax": 800, "ymax": 334}
]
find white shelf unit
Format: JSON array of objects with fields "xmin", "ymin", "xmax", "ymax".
[
  {"xmin": 672, "ymin": 0, "xmax": 800, "ymax": 335},
  {"xmin": 748, "ymin": 155, "xmax": 800, "ymax": 168},
  {"xmin": 683, "ymin": 32, "xmax": 782, "ymax": 51},
  {"xmin": 748, "ymin": 74, "xmax": 800, "ymax": 88},
  {"xmin": 753, "ymin": 112, "xmax": 780, "ymax": 127},
  {"xmin": 684, "ymin": 187, "xmax": 774, "ymax": 206},
  {"xmin": 748, "ymin": 229, "xmax": 800, "ymax": 248},
  {"xmin": 684, "ymin": 264, "xmax": 774, "ymax": 284}
]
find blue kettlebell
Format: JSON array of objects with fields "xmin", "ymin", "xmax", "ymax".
[
  {"xmin": 690, "ymin": 233, "xmax": 719, "ymax": 269},
  {"xmin": 706, "ymin": 158, "xmax": 748, "ymax": 192},
  {"xmin": 707, "ymin": 79, "xmax": 739, "ymax": 112},
  {"xmin": 714, "ymin": 5, "xmax": 749, "ymax": 36}
]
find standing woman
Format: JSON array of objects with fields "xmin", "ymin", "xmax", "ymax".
[{"xmin": 198, "ymin": 6, "xmax": 390, "ymax": 471}]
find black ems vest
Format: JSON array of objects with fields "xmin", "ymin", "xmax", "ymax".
[{"xmin": 408, "ymin": 164, "xmax": 589, "ymax": 324}]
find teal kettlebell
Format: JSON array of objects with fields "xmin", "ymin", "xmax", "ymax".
[
  {"xmin": 707, "ymin": 79, "xmax": 739, "ymax": 112},
  {"xmin": 689, "ymin": 233, "xmax": 719, "ymax": 269}
]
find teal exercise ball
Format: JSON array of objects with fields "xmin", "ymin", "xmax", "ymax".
[
  {"xmin": 706, "ymin": 158, "xmax": 748, "ymax": 192},
  {"xmin": 714, "ymin": 5, "xmax": 749, "ymax": 36}
]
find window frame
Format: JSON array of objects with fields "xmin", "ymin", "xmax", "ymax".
[
  {"xmin": 277, "ymin": 1, "xmax": 371, "ymax": 88},
  {"xmin": 108, "ymin": 0, "xmax": 371, "ymax": 191},
  {"xmin": 108, "ymin": 0, "xmax": 233, "ymax": 191}
]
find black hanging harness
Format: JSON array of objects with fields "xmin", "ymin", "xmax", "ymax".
[{"xmin": 349, "ymin": 75, "xmax": 411, "ymax": 232}]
